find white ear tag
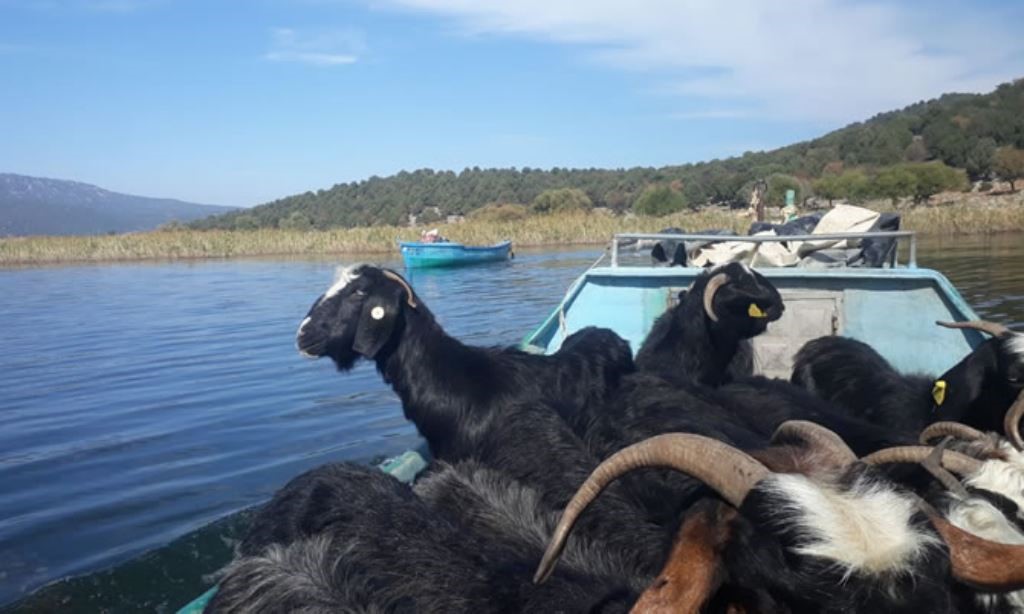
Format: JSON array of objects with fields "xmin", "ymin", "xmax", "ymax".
[{"xmin": 370, "ymin": 306, "xmax": 385, "ymax": 320}]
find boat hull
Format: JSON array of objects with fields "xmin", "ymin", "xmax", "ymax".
[{"xmin": 399, "ymin": 240, "xmax": 512, "ymax": 268}]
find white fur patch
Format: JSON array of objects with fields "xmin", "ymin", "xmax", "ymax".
[
  {"xmin": 947, "ymin": 495, "xmax": 1024, "ymax": 611},
  {"xmin": 965, "ymin": 448, "xmax": 1024, "ymax": 512},
  {"xmin": 1007, "ymin": 333, "xmax": 1024, "ymax": 362},
  {"xmin": 948, "ymin": 497, "xmax": 1024, "ymax": 545},
  {"xmin": 765, "ymin": 473, "xmax": 939, "ymax": 576},
  {"xmin": 295, "ymin": 316, "xmax": 322, "ymax": 360},
  {"xmin": 324, "ymin": 265, "xmax": 364, "ymax": 299}
]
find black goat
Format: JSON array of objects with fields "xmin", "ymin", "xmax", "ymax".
[
  {"xmin": 579, "ymin": 371, "xmax": 918, "ymax": 528},
  {"xmin": 296, "ymin": 267, "xmax": 672, "ymax": 574},
  {"xmin": 295, "ymin": 264, "xmax": 634, "ymax": 461},
  {"xmin": 413, "ymin": 459, "xmax": 655, "ymax": 592},
  {"xmin": 792, "ymin": 320, "xmax": 1024, "ymax": 434},
  {"xmin": 210, "ymin": 462, "xmax": 637, "ymax": 613},
  {"xmin": 634, "ymin": 262, "xmax": 784, "ymax": 387}
]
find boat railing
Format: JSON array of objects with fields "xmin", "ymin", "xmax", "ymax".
[{"xmin": 609, "ymin": 230, "xmax": 918, "ymax": 269}]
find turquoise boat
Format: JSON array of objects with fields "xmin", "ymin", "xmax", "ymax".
[
  {"xmin": 178, "ymin": 230, "xmax": 984, "ymax": 613},
  {"xmin": 522, "ymin": 231, "xmax": 983, "ymax": 376},
  {"xmin": 399, "ymin": 240, "xmax": 513, "ymax": 268}
]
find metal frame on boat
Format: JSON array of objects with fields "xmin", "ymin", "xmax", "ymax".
[{"xmin": 607, "ymin": 230, "xmax": 919, "ymax": 269}]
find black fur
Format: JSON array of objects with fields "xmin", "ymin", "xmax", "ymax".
[
  {"xmin": 635, "ymin": 263, "xmax": 783, "ymax": 387},
  {"xmin": 713, "ymin": 468, "xmax": 962, "ymax": 614},
  {"xmin": 210, "ymin": 463, "xmax": 636, "ymax": 613},
  {"xmin": 297, "ymin": 265, "xmax": 634, "ymax": 461},
  {"xmin": 792, "ymin": 333, "xmax": 1024, "ymax": 433}
]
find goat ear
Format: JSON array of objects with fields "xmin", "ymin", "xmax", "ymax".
[
  {"xmin": 352, "ymin": 287, "xmax": 402, "ymax": 359},
  {"xmin": 936, "ymin": 341, "xmax": 998, "ymax": 419},
  {"xmin": 632, "ymin": 499, "xmax": 733, "ymax": 613}
]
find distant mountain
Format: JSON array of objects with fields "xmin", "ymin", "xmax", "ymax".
[{"xmin": 0, "ymin": 174, "xmax": 237, "ymax": 236}]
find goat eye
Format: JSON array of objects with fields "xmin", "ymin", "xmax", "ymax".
[{"xmin": 354, "ymin": 289, "xmax": 367, "ymax": 297}]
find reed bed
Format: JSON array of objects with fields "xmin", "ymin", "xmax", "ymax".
[
  {"xmin": 899, "ymin": 196, "xmax": 1024, "ymax": 235},
  {"xmin": 0, "ymin": 210, "xmax": 743, "ymax": 265},
  {"xmin": 1, "ymin": 198, "xmax": 1020, "ymax": 265}
]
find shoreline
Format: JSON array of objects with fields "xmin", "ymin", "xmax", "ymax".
[{"xmin": 2, "ymin": 197, "xmax": 1022, "ymax": 266}]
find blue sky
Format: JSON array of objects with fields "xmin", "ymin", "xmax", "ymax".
[{"xmin": 1, "ymin": 0, "xmax": 1022, "ymax": 207}]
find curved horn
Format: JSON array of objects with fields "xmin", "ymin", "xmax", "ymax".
[
  {"xmin": 533, "ymin": 434, "xmax": 768, "ymax": 584},
  {"xmin": 861, "ymin": 446, "xmax": 983, "ymax": 476},
  {"xmin": 1004, "ymin": 390, "xmax": 1024, "ymax": 452},
  {"xmin": 771, "ymin": 420, "xmax": 857, "ymax": 467},
  {"xmin": 936, "ymin": 320, "xmax": 1011, "ymax": 337},
  {"xmin": 919, "ymin": 422, "xmax": 988, "ymax": 445},
  {"xmin": 381, "ymin": 269, "xmax": 418, "ymax": 308},
  {"xmin": 928, "ymin": 514, "xmax": 1024, "ymax": 592},
  {"xmin": 702, "ymin": 273, "xmax": 730, "ymax": 322}
]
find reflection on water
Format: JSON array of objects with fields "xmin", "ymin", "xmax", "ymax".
[
  {"xmin": 0, "ymin": 237, "xmax": 1021, "ymax": 611},
  {"xmin": 916, "ymin": 233, "xmax": 1024, "ymax": 327}
]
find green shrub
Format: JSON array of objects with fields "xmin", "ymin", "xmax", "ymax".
[
  {"xmin": 469, "ymin": 203, "xmax": 530, "ymax": 222},
  {"xmin": 632, "ymin": 185, "xmax": 687, "ymax": 216},
  {"xmin": 531, "ymin": 188, "xmax": 593, "ymax": 214}
]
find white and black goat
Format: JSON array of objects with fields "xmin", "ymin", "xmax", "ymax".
[
  {"xmin": 536, "ymin": 424, "xmax": 1024, "ymax": 614},
  {"xmin": 634, "ymin": 262, "xmax": 784, "ymax": 387},
  {"xmin": 295, "ymin": 264, "xmax": 634, "ymax": 462},
  {"xmin": 792, "ymin": 320, "xmax": 1024, "ymax": 435}
]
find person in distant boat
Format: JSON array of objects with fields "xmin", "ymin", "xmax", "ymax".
[{"xmin": 420, "ymin": 228, "xmax": 449, "ymax": 243}]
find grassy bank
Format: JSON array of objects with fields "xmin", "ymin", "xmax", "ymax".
[
  {"xmin": 0, "ymin": 210, "xmax": 743, "ymax": 265},
  {"xmin": 1, "ymin": 197, "xmax": 1021, "ymax": 265}
]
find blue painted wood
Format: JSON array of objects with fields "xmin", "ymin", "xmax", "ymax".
[
  {"xmin": 399, "ymin": 240, "xmax": 512, "ymax": 268},
  {"xmin": 523, "ymin": 265, "xmax": 982, "ymax": 376}
]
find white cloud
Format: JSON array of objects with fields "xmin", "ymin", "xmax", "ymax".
[
  {"xmin": 264, "ymin": 27, "xmax": 364, "ymax": 66},
  {"xmin": 378, "ymin": 0, "xmax": 1024, "ymax": 123}
]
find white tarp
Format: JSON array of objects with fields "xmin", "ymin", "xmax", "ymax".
[{"xmin": 691, "ymin": 204, "xmax": 881, "ymax": 268}]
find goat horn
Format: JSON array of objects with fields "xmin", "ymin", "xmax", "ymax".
[
  {"xmin": 771, "ymin": 420, "xmax": 857, "ymax": 467},
  {"xmin": 919, "ymin": 422, "xmax": 988, "ymax": 445},
  {"xmin": 1004, "ymin": 390, "xmax": 1024, "ymax": 452},
  {"xmin": 381, "ymin": 269, "xmax": 418, "ymax": 308},
  {"xmin": 936, "ymin": 320, "xmax": 1011, "ymax": 337},
  {"xmin": 861, "ymin": 446, "xmax": 983, "ymax": 476},
  {"xmin": 702, "ymin": 273, "xmax": 730, "ymax": 323},
  {"xmin": 533, "ymin": 433, "xmax": 768, "ymax": 585},
  {"xmin": 927, "ymin": 513, "xmax": 1024, "ymax": 592}
]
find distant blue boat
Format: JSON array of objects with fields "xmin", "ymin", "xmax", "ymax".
[{"xmin": 399, "ymin": 240, "xmax": 513, "ymax": 269}]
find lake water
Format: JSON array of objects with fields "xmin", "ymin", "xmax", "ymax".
[{"xmin": 1, "ymin": 236, "xmax": 1023, "ymax": 612}]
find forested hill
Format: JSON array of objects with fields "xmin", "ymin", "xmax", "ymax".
[{"xmin": 194, "ymin": 79, "xmax": 1024, "ymax": 231}]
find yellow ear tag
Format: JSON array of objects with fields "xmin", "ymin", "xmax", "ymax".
[
  {"xmin": 748, "ymin": 303, "xmax": 767, "ymax": 318},
  {"xmin": 932, "ymin": 380, "xmax": 947, "ymax": 406}
]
